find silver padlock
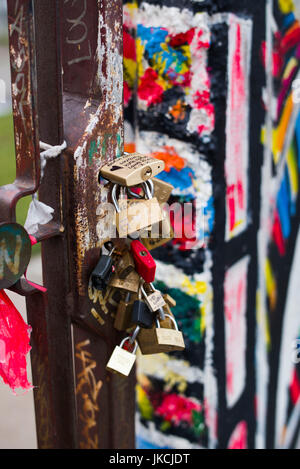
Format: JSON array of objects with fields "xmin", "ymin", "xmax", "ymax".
[{"xmin": 106, "ymin": 336, "xmax": 138, "ymax": 377}]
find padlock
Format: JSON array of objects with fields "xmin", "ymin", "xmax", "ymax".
[
  {"xmin": 100, "ymin": 153, "xmax": 165, "ymax": 186},
  {"xmin": 141, "ymin": 212, "xmax": 174, "ymax": 251},
  {"xmin": 152, "ymin": 178, "xmax": 174, "ymax": 204},
  {"xmin": 131, "ymin": 282, "xmax": 154, "ymax": 329},
  {"xmin": 116, "ymin": 250, "xmax": 135, "ymax": 279},
  {"xmin": 90, "ymin": 244, "xmax": 116, "ymax": 291},
  {"xmin": 137, "ymin": 314, "xmax": 185, "ymax": 355},
  {"xmin": 141, "ymin": 283, "xmax": 166, "ymax": 312},
  {"xmin": 106, "ymin": 337, "xmax": 138, "ymax": 377},
  {"xmin": 130, "ymin": 240, "xmax": 156, "ymax": 283},
  {"xmin": 163, "ymin": 293, "xmax": 177, "ymax": 308},
  {"xmin": 155, "ymin": 314, "xmax": 185, "ymax": 352},
  {"xmin": 108, "ymin": 268, "xmax": 140, "ymax": 293},
  {"xmin": 114, "ymin": 292, "xmax": 135, "ymax": 331},
  {"xmin": 112, "ymin": 183, "xmax": 163, "ymax": 238}
]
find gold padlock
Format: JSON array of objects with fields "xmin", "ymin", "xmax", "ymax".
[
  {"xmin": 137, "ymin": 314, "xmax": 185, "ymax": 355},
  {"xmin": 100, "ymin": 153, "xmax": 165, "ymax": 187},
  {"xmin": 152, "ymin": 178, "xmax": 174, "ymax": 204},
  {"xmin": 106, "ymin": 337, "xmax": 138, "ymax": 377},
  {"xmin": 112, "ymin": 182, "xmax": 163, "ymax": 238},
  {"xmin": 114, "ymin": 292, "xmax": 135, "ymax": 331},
  {"xmin": 141, "ymin": 212, "xmax": 174, "ymax": 251},
  {"xmin": 116, "ymin": 250, "xmax": 135, "ymax": 279},
  {"xmin": 108, "ymin": 269, "xmax": 140, "ymax": 293}
]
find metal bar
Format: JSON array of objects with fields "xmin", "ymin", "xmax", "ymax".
[
  {"xmin": 0, "ymin": 0, "xmax": 41, "ymax": 222},
  {"xmin": 59, "ymin": 0, "xmax": 136, "ymax": 448}
]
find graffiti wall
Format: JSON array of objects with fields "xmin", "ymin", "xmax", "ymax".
[{"xmin": 123, "ymin": 0, "xmax": 300, "ymax": 449}]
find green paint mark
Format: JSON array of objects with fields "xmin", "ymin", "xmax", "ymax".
[
  {"xmin": 116, "ymin": 133, "xmax": 122, "ymax": 158},
  {"xmin": 88, "ymin": 140, "xmax": 100, "ymax": 165}
]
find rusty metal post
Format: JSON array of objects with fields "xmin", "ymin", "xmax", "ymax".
[{"xmin": 2, "ymin": 0, "xmax": 136, "ymax": 449}]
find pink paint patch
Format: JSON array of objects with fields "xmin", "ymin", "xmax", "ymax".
[
  {"xmin": 0, "ymin": 340, "xmax": 5, "ymax": 363},
  {"xmin": 224, "ymin": 257, "xmax": 249, "ymax": 407},
  {"xmin": 290, "ymin": 369, "xmax": 300, "ymax": 405},
  {"xmin": 228, "ymin": 421, "xmax": 248, "ymax": 449},
  {"xmin": 0, "ymin": 290, "xmax": 32, "ymax": 393},
  {"xmin": 225, "ymin": 17, "xmax": 250, "ymax": 239}
]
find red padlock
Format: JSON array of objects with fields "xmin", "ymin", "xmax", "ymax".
[{"xmin": 130, "ymin": 240, "xmax": 156, "ymax": 283}]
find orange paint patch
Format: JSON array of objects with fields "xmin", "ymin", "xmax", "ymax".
[
  {"xmin": 169, "ymin": 100, "xmax": 186, "ymax": 122},
  {"xmin": 151, "ymin": 146, "xmax": 185, "ymax": 173}
]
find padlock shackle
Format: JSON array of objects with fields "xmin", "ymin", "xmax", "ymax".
[
  {"xmin": 120, "ymin": 336, "xmax": 138, "ymax": 354},
  {"xmin": 156, "ymin": 313, "xmax": 179, "ymax": 331},
  {"xmin": 111, "ymin": 184, "xmax": 120, "ymax": 213},
  {"xmin": 126, "ymin": 180, "xmax": 154, "ymax": 201}
]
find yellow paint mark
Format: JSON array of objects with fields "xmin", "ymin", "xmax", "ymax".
[
  {"xmin": 136, "ymin": 38, "xmax": 145, "ymax": 79},
  {"xmin": 274, "ymin": 93, "xmax": 294, "ymax": 164},
  {"xmin": 181, "ymin": 276, "xmax": 207, "ymax": 295},
  {"xmin": 283, "ymin": 57, "xmax": 298, "ymax": 80},
  {"xmin": 124, "ymin": 57, "xmax": 137, "ymax": 88},
  {"xmin": 278, "ymin": 0, "xmax": 295, "ymax": 14},
  {"xmin": 287, "ymin": 143, "xmax": 298, "ymax": 199},
  {"xmin": 265, "ymin": 259, "xmax": 277, "ymax": 311},
  {"xmin": 256, "ymin": 290, "xmax": 271, "ymax": 348}
]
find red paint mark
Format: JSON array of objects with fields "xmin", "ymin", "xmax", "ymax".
[
  {"xmin": 193, "ymin": 90, "xmax": 210, "ymax": 107},
  {"xmin": 124, "ymin": 81, "xmax": 132, "ymax": 107},
  {"xmin": 272, "ymin": 210, "xmax": 286, "ymax": 256},
  {"xmin": 228, "ymin": 421, "xmax": 248, "ymax": 449},
  {"xmin": 0, "ymin": 291, "xmax": 32, "ymax": 393},
  {"xmin": 196, "ymin": 30, "xmax": 210, "ymax": 49},
  {"xmin": 169, "ymin": 28, "xmax": 195, "ymax": 47},
  {"xmin": 123, "ymin": 28, "xmax": 136, "ymax": 61},
  {"xmin": 261, "ymin": 39, "xmax": 284, "ymax": 77},
  {"xmin": 169, "ymin": 70, "xmax": 191, "ymax": 88},
  {"xmin": 155, "ymin": 393, "xmax": 201, "ymax": 426},
  {"xmin": 138, "ymin": 68, "xmax": 164, "ymax": 106},
  {"xmin": 227, "ymin": 185, "xmax": 236, "ymax": 232},
  {"xmin": 171, "ymin": 201, "xmax": 198, "ymax": 251},
  {"xmin": 290, "ymin": 369, "xmax": 300, "ymax": 405},
  {"xmin": 280, "ymin": 22, "xmax": 300, "ymax": 56}
]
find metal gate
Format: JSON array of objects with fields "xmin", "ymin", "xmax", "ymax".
[{"xmin": 0, "ymin": 0, "xmax": 135, "ymax": 449}]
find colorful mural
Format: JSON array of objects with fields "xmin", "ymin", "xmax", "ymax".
[{"xmin": 124, "ymin": 0, "xmax": 300, "ymax": 449}]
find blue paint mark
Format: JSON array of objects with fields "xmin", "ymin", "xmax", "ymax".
[
  {"xmin": 156, "ymin": 167, "xmax": 195, "ymax": 194},
  {"xmin": 136, "ymin": 436, "xmax": 170, "ymax": 449},
  {"xmin": 204, "ymin": 196, "xmax": 215, "ymax": 234},
  {"xmin": 277, "ymin": 175, "xmax": 291, "ymax": 239},
  {"xmin": 137, "ymin": 24, "xmax": 189, "ymax": 76},
  {"xmin": 137, "ymin": 25, "xmax": 168, "ymax": 58},
  {"xmin": 282, "ymin": 12, "xmax": 295, "ymax": 31},
  {"xmin": 295, "ymin": 112, "xmax": 300, "ymax": 169}
]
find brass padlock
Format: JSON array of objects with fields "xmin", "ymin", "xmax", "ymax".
[
  {"xmin": 163, "ymin": 293, "xmax": 177, "ymax": 308},
  {"xmin": 108, "ymin": 268, "xmax": 140, "ymax": 293},
  {"xmin": 106, "ymin": 337, "xmax": 138, "ymax": 377},
  {"xmin": 152, "ymin": 178, "xmax": 174, "ymax": 204},
  {"xmin": 112, "ymin": 182, "xmax": 163, "ymax": 238},
  {"xmin": 100, "ymin": 153, "xmax": 165, "ymax": 187},
  {"xmin": 137, "ymin": 314, "xmax": 185, "ymax": 355},
  {"xmin": 141, "ymin": 212, "xmax": 174, "ymax": 251},
  {"xmin": 116, "ymin": 250, "xmax": 135, "ymax": 279},
  {"xmin": 114, "ymin": 292, "xmax": 135, "ymax": 331}
]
